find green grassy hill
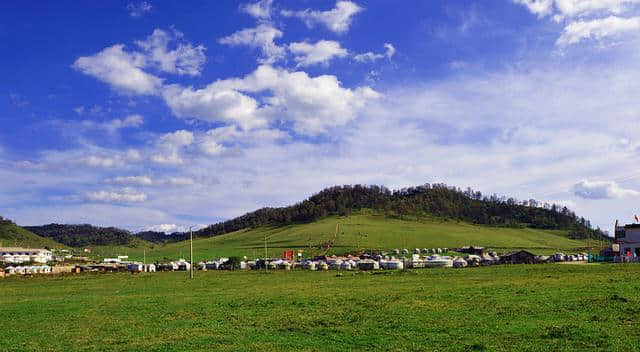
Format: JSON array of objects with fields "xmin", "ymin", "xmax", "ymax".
[
  {"xmin": 0, "ymin": 221, "xmax": 69, "ymax": 249},
  {"xmin": 102, "ymin": 212, "xmax": 597, "ymax": 262}
]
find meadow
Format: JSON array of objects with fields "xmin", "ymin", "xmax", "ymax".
[
  {"xmin": 2, "ymin": 263, "xmax": 639, "ymax": 351},
  {"xmin": 91, "ymin": 213, "xmax": 596, "ymax": 262}
]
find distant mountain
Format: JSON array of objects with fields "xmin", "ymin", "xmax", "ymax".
[
  {"xmin": 194, "ymin": 184, "xmax": 608, "ymax": 241},
  {"xmin": 0, "ymin": 216, "xmax": 68, "ymax": 249},
  {"xmin": 135, "ymin": 231, "xmax": 187, "ymax": 243}
]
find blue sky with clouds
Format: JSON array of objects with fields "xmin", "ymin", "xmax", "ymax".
[{"xmin": 2, "ymin": 0, "xmax": 640, "ymax": 233}]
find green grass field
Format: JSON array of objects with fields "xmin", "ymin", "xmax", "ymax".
[
  {"xmin": 1, "ymin": 264, "xmax": 639, "ymax": 351},
  {"xmin": 93, "ymin": 212, "xmax": 595, "ymax": 262}
]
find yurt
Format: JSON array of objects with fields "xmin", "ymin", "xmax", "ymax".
[
  {"xmin": 424, "ymin": 256, "xmax": 453, "ymax": 268},
  {"xmin": 340, "ymin": 261, "xmax": 352, "ymax": 270},
  {"xmin": 453, "ymin": 258, "xmax": 468, "ymax": 268},
  {"xmin": 303, "ymin": 261, "xmax": 317, "ymax": 271}
]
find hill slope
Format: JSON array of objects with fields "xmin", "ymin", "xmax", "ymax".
[
  {"xmin": 0, "ymin": 218, "xmax": 68, "ymax": 249},
  {"xmin": 111, "ymin": 212, "xmax": 595, "ymax": 262}
]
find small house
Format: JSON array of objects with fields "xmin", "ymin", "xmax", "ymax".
[{"xmin": 500, "ymin": 250, "xmax": 536, "ymax": 264}]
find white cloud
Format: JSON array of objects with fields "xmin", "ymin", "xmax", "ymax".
[
  {"xmin": 513, "ymin": 0, "xmax": 555, "ymax": 17},
  {"xmin": 241, "ymin": 0, "xmax": 273, "ymax": 20},
  {"xmin": 162, "ymin": 83, "xmax": 264, "ymax": 130},
  {"xmin": 127, "ymin": 2, "xmax": 152, "ymax": 17},
  {"xmin": 166, "ymin": 177, "xmax": 195, "ymax": 186},
  {"xmin": 73, "ymin": 45, "xmax": 163, "ymax": 95},
  {"xmin": 84, "ymin": 156, "xmax": 124, "ymax": 169},
  {"xmin": 556, "ymin": 15, "xmax": 640, "ymax": 47},
  {"xmin": 82, "ymin": 114, "xmax": 144, "ymax": 134},
  {"xmin": 145, "ymin": 223, "xmax": 182, "ymax": 233},
  {"xmin": 162, "ymin": 65, "xmax": 379, "ymax": 134},
  {"xmin": 515, "ymin": 0, "xmax": 640, "ymax": 18},
  {"xmin": 554, "ymin": 0, "xmax": 640, "ymax": 18},
  {"xmin": 354, "ymin": 43, "xmax": 396, "ymax": 62},
  {"xmin": 289, "ymin": 40, "xmax": 348, "ymax": 67},
  {"xmin": 74, "ymin": 28, "xmax": 206, "ymax": 93},
  {"xmin": 219, "ymin": 24, "xmax": 285, "ymax": 64},
  {"xmin": 85, "ymin": 189, "xmax": 148, "ymax": 203},
  {"xmin": 126, "ymin": 149, "xmax": 142, "ymax": 161},
  {"xmin": 107, "ymin": 176, "xmax": 154, "ymax": 186},
  {"xmin": 514, "ymin": 0, "xmax": 640, "ymax": 47},
  {"xmin": 282, "ymin": 1, "xmax": 362, "ymax": 34},
  {"xmin": 572, "ymin": 180, "xmax": 640, "ymax": 199},
  {"xmin": 151, "ymin": 130, "xmax": 194, "ymax": 165},
  {"xmin": 135, "ymin": 29, "xmax": 206, "ymax": 76}
]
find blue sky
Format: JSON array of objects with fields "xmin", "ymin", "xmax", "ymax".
[{"xmin": 2, "ymin": 0, "xmax": 640, "ymax": 233}]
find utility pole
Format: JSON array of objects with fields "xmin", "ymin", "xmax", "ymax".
[
  {"xmin": 264, "ymin": 233, "xmax": 268, "ymax": 272},
  {"xmin": 143, "ymin": 249, "xmax": 146, "ymax": 272},
  {"xmin": 190, "ymin": 226, "xmax": 193, "ymax": 280}
]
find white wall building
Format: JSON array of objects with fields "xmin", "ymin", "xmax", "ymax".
[
  {"xmin": 615, "ymin": 222, "xmax": 640, "ymax": 257},
  {"xmin": 0, "ymin": 247, "xmax": 53, "ymax": 264}
]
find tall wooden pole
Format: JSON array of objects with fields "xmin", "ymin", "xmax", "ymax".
[
  {"xmin": 264, "ymin": 233, "xmax": 268, "ymax": 272},
  {"xmin": 190, "ymin": 226, "xmax": 193, "ymax": 279}
]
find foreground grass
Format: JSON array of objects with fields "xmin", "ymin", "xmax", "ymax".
[
  {"xmin": 2, "ymin": 264, "xmax": 639, "ymax": 351},
  {"xmin": 94, "ymin": 213, "xmax": 593, "ymax": 262}
]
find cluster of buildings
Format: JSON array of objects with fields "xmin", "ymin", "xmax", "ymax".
[
  {"xmin": 0, "ymin": 247, "xmax": 53, "ymax": 264},
  {"xmin": 614, "ymin": 221, "xmax": 640, "ymax": 259}
]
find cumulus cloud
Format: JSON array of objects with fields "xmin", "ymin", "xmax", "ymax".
[
  {"xmin": 289, "ymin": 40, "xmax": 348, "ymax": 67},
  {"xmin": 73, "ymin": 28, "xmax": 205, "ymax": 94},
  {"xmin": 73, "ymin": 45, "xmax": 163, "ymax": 95},
  {"xmin": 241, "ymin": 0, "xmax": 273, "ymax": 20},
  {"xmin": 162, "ymin": 65, "xmax": 379, "ymax": 134},
  {"xmin": 354, "ymin": 43, "xmax": 396, "ymax": 62},
  {"xmin": 145, "ymin": 223, "xmax": 182, "ymax": 233},
  {"xmin": 162, "ymin": 83, "xmax": 264, "ymax": 130},
  {"xmin": 219, "ymin": 24, "xmax": 285, "ymax": 64},
  {"xmin": 281, "ymin": 1, "xmax": 363, "ymax": 34},
  {"xmin": 514, "ymin": 0, "xmax": 640, "ymax": 47},
  {"xmin": 85, "ymin": 189, "xmax": 148, "ymax": 203},
  {"xmin": 572, "ymin": 180, "xmax": 640, "ymax": 199},
  {"xmin": 556, "ymin": 15, "xmax": 640, "ymax": 46},
  {"xmin": 127, "ymin": 2, "xmax": 152, "ymax": 17},
  {"xmin": 135, "ymin": 29, "xmax": 206, "ymax": 76}
]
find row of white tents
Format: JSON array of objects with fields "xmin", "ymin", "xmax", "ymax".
[
  {"xmin": 1, "ymin": 254, "xmax": 50, "ymax": 264},
  {"xmin": 4, "ymin": 265, "xmax": 52, "ymax": 275}
]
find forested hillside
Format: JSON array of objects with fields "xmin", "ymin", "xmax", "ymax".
[
  {"xmin": 0, "ymin": 216, "xmax": 68, "ymax": 249},
  {"xmin": 25, "ymin": 224, "xmax": 136, "ymax": 247},
  {"xmin": 195, "ymin": 184, "xmax": 607, "ymax": 241}
]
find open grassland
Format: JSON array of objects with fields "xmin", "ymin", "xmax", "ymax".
[
  {"xmin": 97, "ymin": 213, "xmax": 594, "ymax": 262},
  {"xmin": 1, "ymin": 264, "xmax": 639, "ymax": 351}
]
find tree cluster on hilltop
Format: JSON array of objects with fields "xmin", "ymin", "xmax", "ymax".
[
  {"xmin": 194, "ymin": 184, "xmax": 608, "ymax": 241},
  {"xmin": 25, "ymin": 224, "xmax": 135, "ymax": 247}
]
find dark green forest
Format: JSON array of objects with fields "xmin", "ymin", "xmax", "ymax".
[
  {"xmin": 15, "ymin": 183, "xmax": 609, "ymax": 246},
  {"xmin": 24, "ymin": 224, "xmax": 136, "ymax": 247}
]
